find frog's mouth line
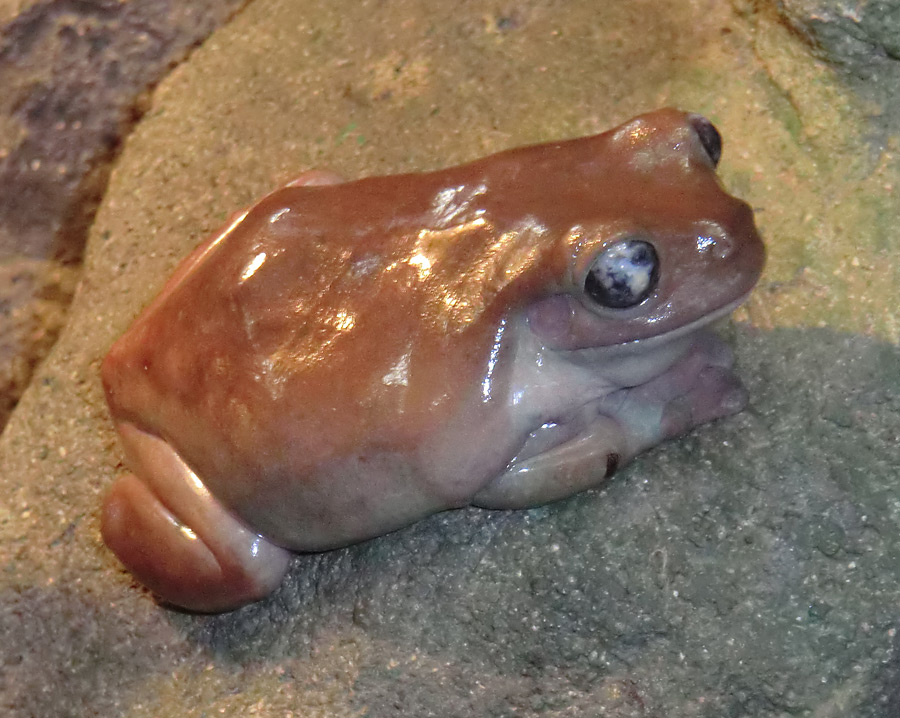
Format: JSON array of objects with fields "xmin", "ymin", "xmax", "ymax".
[{"xmin": 570, "ymin": 288, "xmax": 755, "ymax": 360}]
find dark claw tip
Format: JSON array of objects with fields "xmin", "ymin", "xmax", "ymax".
[{"xmin": 606, "ymin": 452, "xmax": 620, "ymax": 478}]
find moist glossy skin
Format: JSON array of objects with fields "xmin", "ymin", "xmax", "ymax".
[{"xmin": 101, "ymin": 109, "xmax": 765, "ymax": 612}]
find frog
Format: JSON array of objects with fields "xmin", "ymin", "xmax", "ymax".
[{"xmin": 100, "ymin": 108, "xmax": 765, "ymax": 612}]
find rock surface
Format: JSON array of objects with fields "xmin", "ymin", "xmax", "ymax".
[
  {"xmin": 1, "ymin": 0, "xmax": 899, "ymax": 716},
  {"xmin": 0, "ymin": 0, "xmax": 247, "ymax": 430},
  {"xmin": 768, "ymin": 0, "xmax": 900, "ymax": 131}
]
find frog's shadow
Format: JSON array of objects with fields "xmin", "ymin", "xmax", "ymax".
[{"xmin": 174, "ymin": 325, "xmax": 899, "ymax": 687}]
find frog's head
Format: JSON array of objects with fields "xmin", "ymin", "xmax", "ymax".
[{"xmin": 514, "ymin": 109, "xmax": 764, "ymax": 352}]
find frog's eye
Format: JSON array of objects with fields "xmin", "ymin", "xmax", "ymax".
[
  {"xmin": 688, "ymin": 114, "xmax": 722, "ymax": 167},
  {"xmin": 584, "ymin": 239, "xmax": 659, "ymax": 310}
]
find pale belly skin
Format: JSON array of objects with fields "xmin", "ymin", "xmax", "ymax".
[{"xmin": 101, "ymin": 109, "xmax": 765, "ymax": 612}]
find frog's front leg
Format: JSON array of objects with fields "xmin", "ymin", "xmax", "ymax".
[
  {"xmin": 101, "ymin": 422, "xmax": 291, "ymax": 612},
  {"xmin": 472, "ymin": 331, "xmax": 746, "ymax": 510},
  {"xmin": 601, "ymin": 330, "xmax": 747, "ymax": 454}
]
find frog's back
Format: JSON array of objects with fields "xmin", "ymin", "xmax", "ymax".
[{"xmin": 100, "ymin": 164, "xmax": 537, "ymax": 498}]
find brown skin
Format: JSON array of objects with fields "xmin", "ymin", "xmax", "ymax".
[{"xmin": 101, "ymin": 109, "xmax": 764, "ymax": 611}]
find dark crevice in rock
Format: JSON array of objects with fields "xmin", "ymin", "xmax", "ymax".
[{"xmin": 0, "ymin": 0, "xmax": 253, "ymax": 433}]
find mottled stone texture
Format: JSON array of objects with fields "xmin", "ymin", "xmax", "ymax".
[
  {"xmin": 1, "ymin": 0, "xmax": 899, "ymax": 715},
  {"xmin": 0, "ymin": 0, "xmax": 247, "ymax": 428},
  {"xmin": 766, "ymin": 0, "xmax": 900, "ymax": 126},
  {"xmin": 773, "ymin": 0, "xmax": 900, "ymax": 73},
  {"xmin": 0, "ymin": 256, "xmax": 77, "ymax": 427}
]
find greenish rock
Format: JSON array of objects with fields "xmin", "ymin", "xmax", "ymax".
[{"xmin": 771, "ymin": 0, "xmax": 900, "ymax": 131}]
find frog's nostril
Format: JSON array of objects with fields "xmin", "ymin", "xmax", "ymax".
[
  {"xmin": 688, "ymin": 114, "xmax": 722, "ymax": 167},
  {"xmin": 695, "ymin": 232, "xmax": 735, "ymax": 260}
]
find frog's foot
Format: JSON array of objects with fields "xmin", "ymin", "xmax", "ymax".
[
  {"xmin": 101, "ymin": 423, "xmax": 291, "ymax": 613},
  {"xmin": 601, "ymin": 330, "xmax": 747, "ymax": 454}
]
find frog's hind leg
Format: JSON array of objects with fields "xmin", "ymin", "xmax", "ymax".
[{"xmin": 101, "ymin": 422, "xmax": 291, "ymax": 613}]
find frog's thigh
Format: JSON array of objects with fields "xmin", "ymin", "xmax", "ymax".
[
  {"xmin": 101, "ymin": 422, "xmax": 291, "ymax": 612},
  {"xmin": 471, "ymin": 416, "xmax": 626, "ymax": 510}
]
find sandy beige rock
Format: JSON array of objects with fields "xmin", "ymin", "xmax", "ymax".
[{"xmin": 1, "ymin": 1, "xmax": 898, "ymax": 716}]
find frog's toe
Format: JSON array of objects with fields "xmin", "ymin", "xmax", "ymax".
[{"xmin": 659, "ymin": 365, "xmax": 747, "ymax": 439}]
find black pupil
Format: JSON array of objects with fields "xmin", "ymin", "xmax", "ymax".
[{"xmin": 584, "ymin": 240, "xmax": 659, "ymax": 309}]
